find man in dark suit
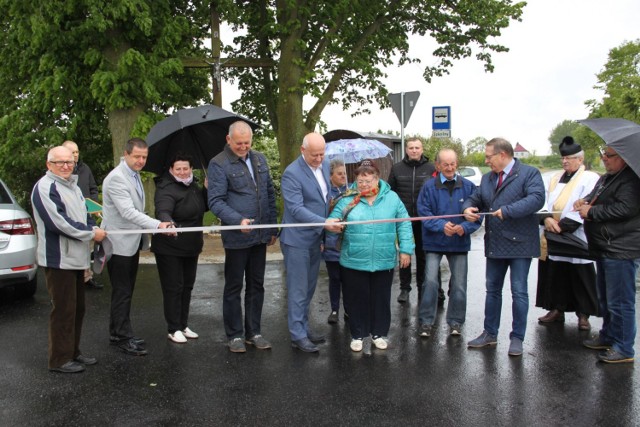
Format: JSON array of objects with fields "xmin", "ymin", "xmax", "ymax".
[
  {"xmin": 102, "ymin": 138, "xmax": 173, "ymax": 356},
  {"xmin": 280, "ymin": 132, "xmax": 341, "ymax": 353},
  {"xmin": 463, "ymin": 138, "xmax": 544, "ymax": 357}
]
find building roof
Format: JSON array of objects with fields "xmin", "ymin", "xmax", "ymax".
[{"xmin": 514, "ymin": 142, "xmax": 529, "ymax": 153}]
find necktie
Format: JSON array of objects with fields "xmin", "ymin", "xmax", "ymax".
[
  {"xmin": 497, "ymin": 171, "xmax": 504, "ymax": 189},
  {"xmin": 133, "ymin": 173, "xmax": 143, "ymax": 199}
]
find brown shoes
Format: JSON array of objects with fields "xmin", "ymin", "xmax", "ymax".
[
  {"xmin": 577, "ymin": 314, "xmax": 591, "ymax": 331},
  {"xmin": 538, "ymin": 309, "xmax": 565, "ymax": 323}
]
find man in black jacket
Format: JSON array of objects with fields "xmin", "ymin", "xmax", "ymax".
[
  {"xmin": 63, "ymin": 140, "xmax": 102, "ymax": 289},
  {"xmin": 387, "ymin": 138, "xmax": 436, "ymax": 303},
  {"xmin": 575, "ymin": 146, "xmax": 640, "ymax": 364}
]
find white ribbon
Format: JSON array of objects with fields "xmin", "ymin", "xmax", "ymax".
[{"xmin": 105, "ymin": 211, "xmax": 561, "ymax": 235}]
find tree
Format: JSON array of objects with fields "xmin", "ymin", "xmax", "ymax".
[
  {"xmin": 548, "ymin": 120, "xmax": 579, "ymax": 155},
  {"xmin": 575, "ymin": 39, "xmax": 640, "ymax": 168},
  {"xmin": 465, "ymin": 136, "xmax": 488, "ymax": 155},
  {"xmin": 0, "ymin": 1, "xmax": 212, "ymax": 203},
  {"xmin": 218, "ymin": 0, "xmax": 526, "ymax": 168},
  {"xmin": 586, "ymin": 40, "xmax": 640, "ymax": 122}
]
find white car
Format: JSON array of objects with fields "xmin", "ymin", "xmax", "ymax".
[
  {"xmin": 0, "ymin": 178, "xmax": 38, "ymax": 297},
  {"xmin": 458, "ymin": 166, "xmax": 483, "ymax": 186}
]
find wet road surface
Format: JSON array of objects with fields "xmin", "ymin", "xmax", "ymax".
[{"xmin": 1, "ymin": 229, "xmax": 639, "ymax": 426}]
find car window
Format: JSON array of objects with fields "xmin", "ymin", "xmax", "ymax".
[
  {"xmin": 0, "ymin": 182, "xmax": 11, "ymax": 204},
  {"xmin": 459, "ymin": 168, "xmax": 475, "ymax": 177}
]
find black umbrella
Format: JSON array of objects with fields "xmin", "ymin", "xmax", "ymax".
[
  {"xmin": 544, "ymin": 230, "xmax": 594, "ymax": 261},
  {"xmin": 143, "ymin": 104, "xmax": 259, "ymax": 174},
  {"xmin": 578, "ymin": 118, "xmax": 640, "ymax": 178}
]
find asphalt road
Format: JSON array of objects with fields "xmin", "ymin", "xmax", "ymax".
[{"xmin": 1, "ymin": 229, "xmax": 638, "ymax": 426}]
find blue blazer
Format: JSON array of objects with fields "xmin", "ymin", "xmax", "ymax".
[
  {"xmin": 462, "ymin": 159, "xmax": 544, "ymax": 258},
  {"xmin": 280, "ymin": 155, "xmax": 330, "ymax": 249}
]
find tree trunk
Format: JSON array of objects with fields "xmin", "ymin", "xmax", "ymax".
[
  {"xmin": 107, "ymin": 106, "xmax": 156, "ymax": 214},
  {"xmin": 275, "ymin": 31, "xmax": 311, "ymax": 171}
]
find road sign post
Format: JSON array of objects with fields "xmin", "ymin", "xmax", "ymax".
[
  {"xmin": 432, "ymin": 106, "xmax": 451, "ymax": 139},
  {"xmin": 389, "ymin": 91, "xmax": 420, "ymax": 154}
]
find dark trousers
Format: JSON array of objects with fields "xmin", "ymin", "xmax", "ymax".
[
  {"xmin": 44, "ymin": 268, "xmax": 85, "ymax": 369},
  {"xmin": 326, "ymin": 260, "xmax": 348, "ymax": 314},
  {"xmin": 223, "ymin": 244, "xmax": 267, "ymax": 339},
  {"xmin": 399, "ymin": 220, "xmax": 425, "ymax": 293},
  {"xmin": 107, "ymin": 252, "xmax": 140, "ymax": 340},
  {"xmin": 341, "ymin": 266, "xmax": 394, "ymax": 339},
  {"xmin": 154, "ymin": 253, "xmax": 199, "ymax": 333}
]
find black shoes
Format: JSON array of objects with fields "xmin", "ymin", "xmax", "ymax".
[
  {"xmin": 307, "ymin": 332, "xmax": 326, "ymax": 344},
  {"xmin": 112, "ymin": 337, "xmax": 148, "ymax": 356},
  {"xmin": 49, "ymin": 360, "xmax": 85, "ymax": 373},
  {"xmin": 110, "ymin": 336, "xmax": 145, "ymax": 346},
  {"xmin": 74, "ymin": 354, "xmax": 98, "ymax": 365},
  {"xmin": 291, "ymin": 338, "xmax": 319, "ymax": 353},
  {"xmin": 397, "ymin": 290, "xmax": 409, "ymax": 303},
  {"xmin": 85, "ymin": 278, "xmax": 103, "ymax": 289},
  {"xmin": 328, "ymin": 311, "xmax": 339, "ymax": 324}
]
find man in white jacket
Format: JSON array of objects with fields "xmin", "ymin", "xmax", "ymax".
[{"xmin": 32, "ymin": 146, "xmax": 107, "ymax": 373}]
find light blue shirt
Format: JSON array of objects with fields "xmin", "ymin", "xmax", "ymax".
[
  {"xmin": 440, "ymin": 173, "xmax": 457, "ymax": 184},
  {"xmin": 243, "ymin": 152, "xmax": 255, "ymax": 182}
]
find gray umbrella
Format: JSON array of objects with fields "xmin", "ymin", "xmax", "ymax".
[
  {"xmin": 143, "ymin": 104, "xmax": 259, "ymax": 174},
  {"xmin": 578, "ymin": 118, "xmax": 640, "ymax": 177}
]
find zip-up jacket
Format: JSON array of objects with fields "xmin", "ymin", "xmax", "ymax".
[
  {"xmin": 387, "ymin": 154, "xmax": 436, "ymax": 216},
  {"xmin": 31, "ymin": 171, "xmax": 96, "ymax": 270},
  {"xmin": 327, "ymin": 179, "xmax": 414, "ymax": 272},
  {"xmin": 417, "ymin": 173, "xmax": 481, "ymax": 252},
  {"xmin": 208, "ymin": 145, "xmax": 277, "ymax": 249}
]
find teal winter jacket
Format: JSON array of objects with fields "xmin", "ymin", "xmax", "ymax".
[{"xmin": 328, "ymin": 179, "xmax": 414, "ymax": 272}]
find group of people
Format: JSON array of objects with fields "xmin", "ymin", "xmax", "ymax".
[{"xmin": 31, "ymin": 125, "xmax": 639, "ymax": 373}]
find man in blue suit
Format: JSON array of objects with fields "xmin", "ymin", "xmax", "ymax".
[
  {"xmin": 463, "ymin": 138, "xmax": 544, "ymax": 357},
  {"xmin": 280, "ymin": 132, "xmax": 341, "ymax": 352}
]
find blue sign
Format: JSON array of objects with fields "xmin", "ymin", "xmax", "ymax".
[{"xmin": 432, "ymin": 106, "xmax": 451, "ymax": 130}]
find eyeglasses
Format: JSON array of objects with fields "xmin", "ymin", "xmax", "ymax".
[
  {"xmin": 485, "ymin": 152, "xmax": 500, "ymax": 160},
  {"xmin": 48, "ymin": 160, "xmax": 75, "ymax": 167},
  {"xmin": 600, "ymin": 152, "xmax": 619, "ymax": 159},
  {"xmin": 561, "ymin": 155, "xmax": 580, "ymax": 161},
  {"xmin": 356, "ymin": 178, "xmax": 376, "ymax": 186}
]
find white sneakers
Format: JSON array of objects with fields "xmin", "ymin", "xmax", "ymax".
[
  {"xmin": 168, "ymin": 328, "xmax": 199, "ymax": 343},
  {"xmin": 373, "ymin": 337, "xmax": 388, "ymax": 350},
  {"xmin": 350, "ymin": 339, "xmax": 363, "ymax": 352},
  {"xmin": 168, "ymin": 330, "xmax": 187, "ymax": 343},
  {"xmin": 182, "ymin": 327, "xmax": 199, "ymax": 339}
]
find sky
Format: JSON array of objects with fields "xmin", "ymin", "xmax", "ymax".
[{"xmin": 219, "ymin": 0, "xmax": 640, "ymax": 155}]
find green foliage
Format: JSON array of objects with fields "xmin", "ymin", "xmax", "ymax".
[
  {"xmin": 540, "ymin": 155, "xmax": 562, "ymax": 169},
  {"xmin": 586, "ymin": 40, "xmax": 640, "ymax": 123},
  {"xmin": 465, "ymin": 136, "xmax": 488, "ymax": 155},
  {"xmin": 548, "ymin": 120, "xmax": 579, "ymax": 155},
  {"xmin": 252, "ymin": 135, "xmax": 283, "ymax": 217},
  {"xmin": 217, "ymin": 0, "xmax": 526, "ymax": 167},
  {"xmin": 0, "ymin": 0, "xmax": 212, "ymax": 204}
]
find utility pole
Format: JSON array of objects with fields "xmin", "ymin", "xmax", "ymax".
[{"xmin": 181, "ymin": 2, "xmax": 276, "ymax": 107}]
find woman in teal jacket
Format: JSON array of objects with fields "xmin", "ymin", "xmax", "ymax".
[{"xmin": 326, "ymin": 160, "xmax": 414, "ymax": 352}]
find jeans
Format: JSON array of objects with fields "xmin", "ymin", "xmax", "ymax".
[
  {"xmin": 484, "ymin": 258, "xmax": 532, "ymax": 341},
  {"xmin": 223, "ymin": 244, "xmax": 267, "ymax": 339},
  {"xmin": 596, "ymin": 258, "xmax": 638, "ymax": 358},
  {"xmin": 419, "ymin": 252, "xmax": 467, "ymax": 326}
]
